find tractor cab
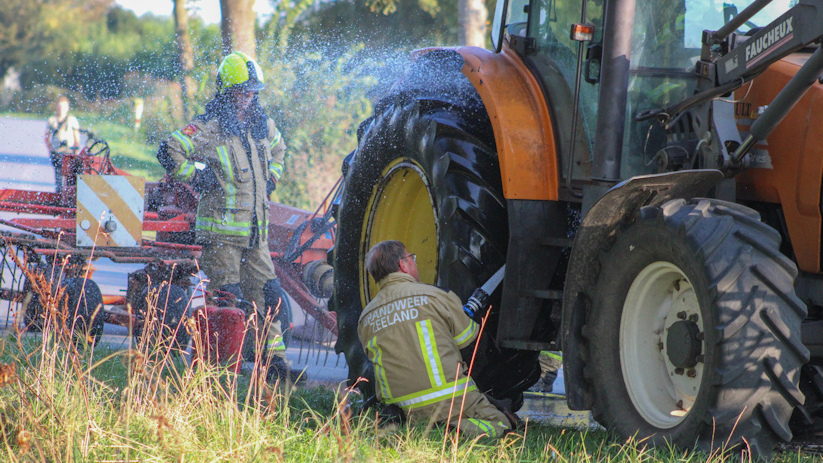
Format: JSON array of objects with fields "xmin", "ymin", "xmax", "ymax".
[{"xmin": 491, "ymin": 0, "xmax": 792, "ymax": 189}]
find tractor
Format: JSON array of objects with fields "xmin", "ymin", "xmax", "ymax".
[{"xmin": 332, "ymin": 0, "xmax": 823, "ymax": 457}]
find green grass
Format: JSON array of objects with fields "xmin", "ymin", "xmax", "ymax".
[
  {"xmin": 2, "ymin": 330, "xmax": 821, "ymax": 462},
  {"xmin": 82, "ymin": 115, "xmax": 165, "ymax": 181},
  {"xmin": 0, "ymin": 262, "xmax": 819, "ymax": 462}
]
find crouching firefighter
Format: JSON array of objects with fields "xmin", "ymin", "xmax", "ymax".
[
  {"xmin": 156, "ymin": 51, "xmax": 301, "ymax": 384},
  {"xmin": 358, "ymin": 240, "xmax": 519, "ymax": 438}
]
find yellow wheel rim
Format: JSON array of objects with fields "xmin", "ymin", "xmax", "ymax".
[{"xmin": 360, "ymin": 159, "xmax": 438, "ymax": 305}]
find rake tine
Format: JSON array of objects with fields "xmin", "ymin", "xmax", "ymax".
[
  {"xmin": 311, "ymin": 307, "xmax": 320, "ymax": 366},
  {"xmin": 298, "ymin": 307, "xmax": 306, "ymax": 364}
]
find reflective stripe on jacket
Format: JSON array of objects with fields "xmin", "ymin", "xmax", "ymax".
[
  {"xmin": 357, "ymin": 272, "xmax": 480, "ymax": 410},
  {"xmin": 159, "ymin": 117, "xmax": 286, "ymax": 247}
]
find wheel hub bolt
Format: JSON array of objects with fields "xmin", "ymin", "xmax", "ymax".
[
  {"xmin": 696, "ymin": 354, "xmax": 705, "ymax": 363},
  {"xmin": 687, "ymin": 368, "xmax": 697, "ymax": 378},
  {"xmin": 675, "ymin": 367, "xmax": 685, "ymax": 375},
  {"xmin": 677, "ymin": 311, "xmax": 687, "ymax": 320},
  {"xmin": 688, "ymin": 314, "xmax": 699, "ymax": 322}
]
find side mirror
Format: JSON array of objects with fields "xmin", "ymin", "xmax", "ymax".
[{"xmin": 491, "ymin": 0, "xmax": 510, "ymax": 53}]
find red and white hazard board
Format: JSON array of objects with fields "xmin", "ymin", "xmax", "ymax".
[{"xmin": 76, "ymin": 175, "xmax": 145, "ymax": 247}]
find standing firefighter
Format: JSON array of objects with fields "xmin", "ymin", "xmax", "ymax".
[
  {"xmin": 45, "ymin": 96, "xmax": 81, "ymax": 194},
  {"xmin": 358, "ymin": 240, "xmax": 518, "ymax": 438},
  {"xmin": 156, "ymin": 51, "xmax": 299, "ymax": 383}
]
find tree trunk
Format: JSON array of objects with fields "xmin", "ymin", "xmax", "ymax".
[
  {"xmin": 458, "ymin": 0, "xmax": 487, "ymax": 47},
  {"xmin": 220, "ymin": 0, "xmax": 256, "ymax": 58},
  {"xmin": 173, "ymin": 0, "xmax": 195, "ymax": 119}
]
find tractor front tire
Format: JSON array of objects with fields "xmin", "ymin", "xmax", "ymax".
[{"xmin": 584, "ymin": 198, "xmax": 807, "ymax": 458}]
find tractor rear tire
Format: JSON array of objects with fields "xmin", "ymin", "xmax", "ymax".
[
  {"xmin": 334, "ymin": 95, "xmax": 538, "ymax": 407},
  {"xmin": 584, "ymin": 198, "xmax": 807, "ymax": 458}
]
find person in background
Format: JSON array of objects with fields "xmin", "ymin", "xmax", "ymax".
[
  {"xmin": 156, "ymin": 51, "xmax": 297, "ymax": 384},
  {"xmin": 45, "ymin": 96, "xmax": 81, "ymax": 194},
  {"xmin": 358, "ymin": 240, "xmax": 519, "ymax": 438}
]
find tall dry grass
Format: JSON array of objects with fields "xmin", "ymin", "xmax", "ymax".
[{"xmin": 0, "ymin": 258, "xmax": 819, "ymax": 461}]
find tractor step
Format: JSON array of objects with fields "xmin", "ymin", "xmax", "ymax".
[{"xmin": 497, "ymin": 200, "xmax": 567, "ymax": 350}]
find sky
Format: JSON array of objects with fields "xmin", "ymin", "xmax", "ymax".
[{"xmin": 114, "ymin": 0, "xmax": 274, "ymax": 25}]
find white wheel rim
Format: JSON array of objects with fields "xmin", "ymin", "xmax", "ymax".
[{"xmin": 620, "ymin": 261, "xmax": 705, "ymax": 429}]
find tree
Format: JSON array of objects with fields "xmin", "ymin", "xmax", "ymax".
[
  {"xmin": 0, "ymin": 0, "xmax": 112, "ymax": 80},
  {"xmin": 458, "ymin": 0, "xmax": 487, "ymax": 47},
  {"xmin": 365, "ymin": 0, "xmax": 487, "ymax": 47},
  {"xmin": 173, "ymin": 0, "xmax": 195, "ymax": 119},
  {"xmin": 220, "ymin": 0, "xmax": 255, "ymax": 57}
]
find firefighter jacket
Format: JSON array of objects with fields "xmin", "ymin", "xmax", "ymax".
[
  {"xmin": 157, "ymin": 116, "xmax": 285, "ymax": 247},
  {"xmin": 357, "ymin": 272, "xmax": 481, "ymax": 411}
]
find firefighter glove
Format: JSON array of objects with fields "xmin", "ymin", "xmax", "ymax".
[{"xmin": 192, "ymin": 166, "xmax": 219, "ymax": 194}]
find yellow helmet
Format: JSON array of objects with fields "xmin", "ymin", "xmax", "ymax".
[{"xmin": 216, "ymin": 51, "xmax": 265, "ymax": 93}]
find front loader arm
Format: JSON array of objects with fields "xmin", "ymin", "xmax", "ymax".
[
  {"xmin": 711, "ymin": 0, "xmax": 823, "ymax": 86},
  {"xmin": 645, "ymin": 0, "xmax": 823, "ymax": 125}
]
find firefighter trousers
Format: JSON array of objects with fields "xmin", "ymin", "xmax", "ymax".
[
  {"xmin": 200, "ymin": 242, "xmax": 286, "ymax": 360},
  {"xmin": 405, "ymin": 389, "xmax": 512, "ymax": 438}
]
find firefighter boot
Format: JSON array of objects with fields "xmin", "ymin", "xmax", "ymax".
[
  {"xmin": 262, "ymin": 279, "xmax": 292, "ymax": 357},
  {"xmin": 485, "ymin": 394, "xmax": 523, "ymax": 430},
  {"xmin": 266, "ymin": 355, "xmax": 304, "ymax": 385}
]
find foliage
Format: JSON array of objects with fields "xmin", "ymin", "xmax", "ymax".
[
  {"xmin": 0, "ymin": 0, "xmax": 112, "ymax": 78},
  {"xmin": 0, "ymin": 0, "xmax": 462, "ymax": 210},
  {"xmin": 256, "ymin": 42, "xmax": 377, "ymax": 208}
]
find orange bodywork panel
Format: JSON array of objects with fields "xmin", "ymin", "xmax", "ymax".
[
  {"xmin": 736, "ymin": 55, "xmax": 823, "ymax": 273},
  {"xmin": 455, "ymin": 43, "xmax": 559, "ymax": 200}
]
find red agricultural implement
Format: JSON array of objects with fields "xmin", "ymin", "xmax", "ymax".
[{"xmin": 0, "ymin": 131, "xmax": 338, "ymax": 352}]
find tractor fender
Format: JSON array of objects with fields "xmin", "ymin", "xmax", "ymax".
[
  {"xmin": 454, "ymin": 45, "xmax": 560, "ymax": 200},
  {"xmin": 368, "ymin": 44, "xmax": 558, "ymax": 201},
  {"xmin": 561, "ymin": 169, "xmax": 723, "ymax": 410}
]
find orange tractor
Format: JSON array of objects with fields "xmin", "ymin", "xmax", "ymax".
[{"xmin": 332, "ymin": 0, "xmax": 823, "ymax": 457}]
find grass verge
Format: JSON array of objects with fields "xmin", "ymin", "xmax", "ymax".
[{"xmin": 0, "ymin": 264, "xmax": 820, "ymax": 461}]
